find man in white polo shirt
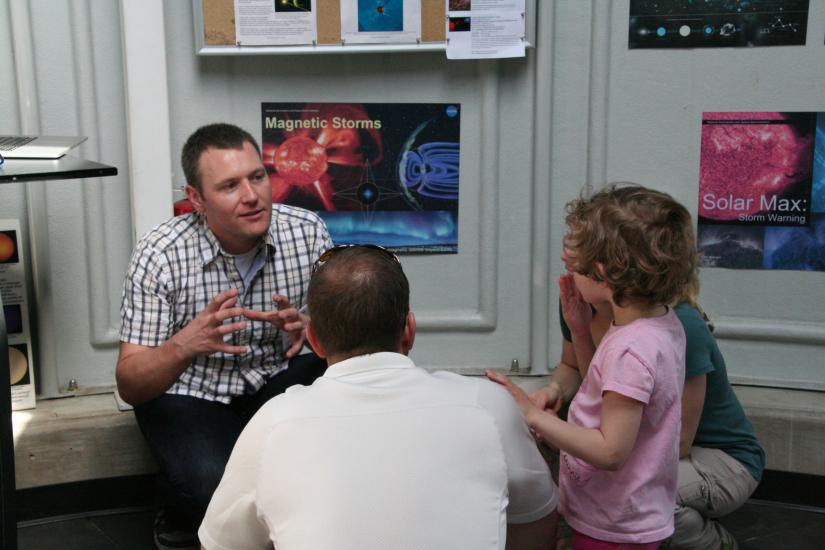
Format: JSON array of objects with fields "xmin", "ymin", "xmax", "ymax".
[{"xmin": 199, "ymin": 245, "xmax": 558, "ymax": 550}]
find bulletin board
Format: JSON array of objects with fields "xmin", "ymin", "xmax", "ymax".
[{"xmin": 193, "ymin": 0, "xmax": 535, "ymax": 55}]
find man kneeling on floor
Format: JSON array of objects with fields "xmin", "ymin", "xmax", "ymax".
[{"xmin": 199, "ymin": 245, "xmax": 559, "ymax": 550}]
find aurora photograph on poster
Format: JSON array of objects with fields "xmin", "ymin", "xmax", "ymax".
[{"xmin": 261, "ymin": 102, "xmax": 460, "ymax": 253}]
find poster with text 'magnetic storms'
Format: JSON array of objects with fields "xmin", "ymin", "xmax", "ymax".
[
  {"xmin": 261, "ymin": 102, "xmax": 460, "ymax": 254},
  {"xmin": 698, "ymin": 112, "xmax": 825, "ymax": 271}
]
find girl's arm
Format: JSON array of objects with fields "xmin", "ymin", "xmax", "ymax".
[
  {"xmin": 531, "ymin": 391, "xmax": 643, "ymax": 470},
  {"xmin": 488, "ymin": 370, "xmax": 644, "ymax": 471},
  {"xmin": 530, "ymin": 345, "xmax": 582, "ymax": 412},
  {"xmin": 679, "ymin": 374, "xmax": 707, "ymax": 458}
]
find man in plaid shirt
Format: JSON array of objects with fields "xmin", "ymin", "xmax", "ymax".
[{"xmin": 117, "ymin": 123, "xmax": 332, "ymax": 550}]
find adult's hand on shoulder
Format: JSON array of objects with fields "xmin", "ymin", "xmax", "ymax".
[
  {"xmin": 174, "ymin": 288, "xmax": 249, "ymax": 358},
  {"xmin": 559, "ymin": 274, "xmax": 592, "ymax": 338},
  {"xmin": 244, "ymin": 294, "xmax": 307, "ymax": 358}
]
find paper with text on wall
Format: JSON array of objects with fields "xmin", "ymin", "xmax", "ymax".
[
  {"xmin": 0, "ymin": 219, "xmax": 36, "ymax": 410},
  {"xmin": 446, "ymin": 0, "xmax": 525, "ymax": 59}
]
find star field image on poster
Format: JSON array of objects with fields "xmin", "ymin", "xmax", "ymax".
[
  {"xmin": 629, "ymin": 0, "xmax": 809, "ymax": 48},
  {"xmin": 262, "ymin": 102, "xmax": 460, "ymax": 253},
  {"xmin": 358, "ymin": 0, "xmax": 403, "ymax": 32}
]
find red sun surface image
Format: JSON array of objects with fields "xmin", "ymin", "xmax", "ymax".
[{"xmin": 699, "ymin": 112, "xmax": 814, "ymax": 220}]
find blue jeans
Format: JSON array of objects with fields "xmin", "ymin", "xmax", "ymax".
[{"xmin": 134, "ymin": 353, "xmax": 326, "ymax": 530}]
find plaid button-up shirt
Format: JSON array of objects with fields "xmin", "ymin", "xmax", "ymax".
[{"xmin": 120, "ymin": 204, "xmax": 332, "ymax": 403}]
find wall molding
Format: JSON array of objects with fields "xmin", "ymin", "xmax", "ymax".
[
  {"xmin": 585, "ymin": 0, "xmax": 611, "ymax": 193},
  {"xmin": 417, "ymin": 62, "xmax": 500, "ymax": 333},
  {"xmin": 528, "ymin": 1, "xmax": 552, "ymax": 372},
  {"xmin": 714, "ymin": 317, "xmax": 825, "ymax": 346},
  {"xmin": 120, "ymin": 0, "xmax": 174, "ymax": 243},
  {"xmin": 71, "ymin": 0, "xmax": 121, "ymax": 347}
]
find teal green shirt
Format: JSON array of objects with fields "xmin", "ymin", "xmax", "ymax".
[
  {"xmin": 674, "ymin": 303, "xmax": 765, "ymax": 481},
  {"xmin": 559, "ymin": 303, "xmax": 765, "ymax": 481}
]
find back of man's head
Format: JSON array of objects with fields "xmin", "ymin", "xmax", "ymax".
[
  {"xmin": 308, "ymin": 246, "xmax": 409, "ymax": 358},
  {"xmin": 181, "ymin": 122, "xmax": 261, "ymax": 191}
]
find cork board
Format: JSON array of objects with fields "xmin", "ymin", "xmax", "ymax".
[
  {"xmin": 202, "ymin": 0, "xmax": 235, "ymax": 46},
  {"xmin": 199, "ymin": 0, "xmax": 447, "ymax": 48},
  {"xmin": 421, "ymin": 0, "xmax": 446, "ymax": 43},
  {"xmin": 316, "ymin": 0, "xmax": 342, "ymax": 45}
]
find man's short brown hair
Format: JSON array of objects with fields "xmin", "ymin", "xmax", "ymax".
[
  {"xmin": 308, "ymin": 246, "xmax": 409, "ymax": 357},
  {"xmin": 181, "ymin": 123, "xmax": 261, "ymax": 191},
  {"xmin": 563, "ymin": 183, "xmax": 699, "ymax": 307}
]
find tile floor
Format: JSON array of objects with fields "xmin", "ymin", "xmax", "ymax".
[
  {"xmin": 14, "ymin": 471, "xmax": 825, "ymax": 549},
  {"xmin": 19, "ymin": 508, "xmax": 154, "ymax": 550}
]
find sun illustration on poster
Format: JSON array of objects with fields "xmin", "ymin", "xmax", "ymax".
[
  {"xmin": 0, "ymin": 232, "xmax": 17, "ymax": 263},
  {"xmin": 262, "ymin": 104, "xmax": 385, "ymax": 211}
]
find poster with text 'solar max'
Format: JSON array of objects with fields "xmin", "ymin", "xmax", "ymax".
[
  {"xmin": 262, "ymin": 102, "xmax": 460, "ymax": 253},
  {"xmin": 698, "ymin": 112, "xmax": 825, "ymax": 271}
]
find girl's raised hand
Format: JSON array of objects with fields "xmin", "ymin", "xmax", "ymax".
[{"xmin": 559, "ymin": 274, "xmax": 592, "ymax": 338}]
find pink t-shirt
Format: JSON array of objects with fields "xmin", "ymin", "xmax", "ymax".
[{"xmin": 560, "ymin": 308, "xmax": 686, "ymax": 544}]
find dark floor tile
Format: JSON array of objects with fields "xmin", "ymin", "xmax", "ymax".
[
  {"xmin": 19, "ymin": 518, "xmax": 117, "ymax": 550},
  {"xmin": 751, "ymin": 470, "xmax": 825, "ymax": 508},
  {"xmin": 721, "ymin": 500, "xmax": 825, "ymax": 550},
  {"xmin": 18, "ymin": 509, "xmax": 155, "ymax": 550},
  {"xmin": 16, "ymin": 475, "xmax": 155, "ymax": 522},
  {"xmin": 89, "ymin": 510, "xmax": 155, "ymax": 550}
]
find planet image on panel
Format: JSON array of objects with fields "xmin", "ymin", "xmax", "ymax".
[
  {"xmin": 9, "ymin": 345, "xmax": 29, "ymax": 386},
  {"xmin": 3, "ymin": 304, "xmax": 23, "ymax": 334},
  {"xmin": 0, "ymin": 231, "xmax": 18, "ymax": 263}
]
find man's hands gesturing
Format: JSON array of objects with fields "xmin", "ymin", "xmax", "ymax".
[
  {"xmin": 244, "ymin": 294, "xmax": 308, "ymax": 358},
  {"xmin": 116, "ymin": 288, "xmax": 249, "ymax": 406},
  {"xmin": 173, "ymin": 288, "xmax": 249, "ymax": 358}
]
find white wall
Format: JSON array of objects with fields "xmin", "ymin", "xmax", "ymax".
[{"xmin": 2, "ymin": 0, "xmax": 824, "ymax": 397}]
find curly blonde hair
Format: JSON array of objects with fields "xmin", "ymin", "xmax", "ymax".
[{"xmin": 563, "ymin": 183, "xmax": 699, "ymax": 308}]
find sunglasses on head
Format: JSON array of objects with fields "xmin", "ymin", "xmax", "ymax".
[{"xmin": 311, "ymin": 244, "xmax": 400, "ymax": 275}]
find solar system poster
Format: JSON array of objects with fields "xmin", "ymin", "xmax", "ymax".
[
  {"xmin": 629, "ymin": 0, "xmax": 809, "ymax": 49},
  {"xmin": 697, "ymin": 112, "xmax": 825, "ymax": 271},
  {"xmin": 261, "ymin": 102, "xmax": 460, "ymax": 253},
  {"xmin": 0, "ymin": 219, "xmax": 36, "ymax": 410}
]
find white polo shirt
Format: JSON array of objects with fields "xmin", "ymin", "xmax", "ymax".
[{"xmin": 199, "ymin": 352, "xmax": 558, "ymax": 550}]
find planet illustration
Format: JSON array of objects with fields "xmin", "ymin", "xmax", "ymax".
[
  {"xmin": 9, "ymin": 346, "xmax": 28, "ymax": 385},
  {"xmin": 0, "ymin": 232, "xmax": 16, "ymax": 262}
]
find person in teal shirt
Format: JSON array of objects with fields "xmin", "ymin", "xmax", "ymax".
[{"xmin": 668, "ymin": 301, "xmax": 764, "ymax": 549}]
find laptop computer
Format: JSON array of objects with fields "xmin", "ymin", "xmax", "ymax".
[{"xmin": 0, "ymin": 135, "xmax": 87, "ymax": 159}]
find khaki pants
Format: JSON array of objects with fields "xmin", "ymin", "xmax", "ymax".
[{"xmin": 669, "ymin": 447, "xmax": 759, "ymax": 550}]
